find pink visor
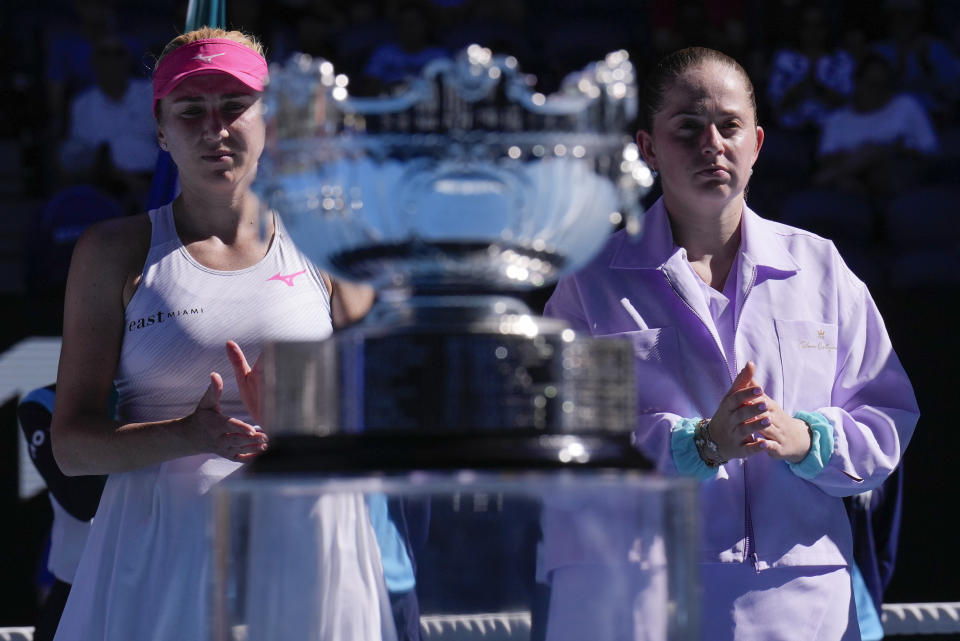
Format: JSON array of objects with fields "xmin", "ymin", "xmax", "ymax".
[{"xmin": 152, "ymin": 38, "xmax": 268, "ymax": 115}]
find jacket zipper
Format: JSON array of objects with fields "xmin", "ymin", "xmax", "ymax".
[
  {"xmin": 663, "ymin": 265, "xmax": 761, "ymax": 570},
  {"xmin": 730, "ymin": 265, "xmax": 757, "ymax": 383},
  {"xmin": 743, "ymin": 463, "xmax": 759, "ymax": 571},
  {"xmin": 736, "ymin": 266, "xmax": 759, "ymax": 570},
  {"xmin": 661, "ymin": 270, "xmax": 731, "ymax": 375}
]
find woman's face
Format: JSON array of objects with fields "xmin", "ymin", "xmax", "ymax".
[
  {"xmin": 638, "ymin": 61, "xmax": 763, "ymax": 214},
  {"xmin": 157, "ymin": 73, "xmax": 265, "ymax": 193}
]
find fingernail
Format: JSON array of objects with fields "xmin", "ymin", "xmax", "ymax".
[
  {"xmin": 760, "ymin": 440, "xmax": 768, "ymax": 449},
  {"xmin": 752, "ymin": 387, "xmax": 761, "ymax": 395},
  {"xmin": 756, "ymin": 402, "xmax": 767, "ymax": 411},
  {"xmin": 760, "ymin": 417, "xmax": 770, "ymax": 426}
]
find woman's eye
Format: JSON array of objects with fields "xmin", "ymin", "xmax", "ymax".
[
  {"xmin": 224, "ymin": 101, "xmax": 247, "ymax": 112},
  {"xmin": 180, "ymin": 106, "xmax": 203, "ymax": 117}
]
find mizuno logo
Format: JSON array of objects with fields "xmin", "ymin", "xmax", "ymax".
[
  {"xmin": 268, "ymin": 270, "xmax": 307, "ymax": 287},
  {"xmin": 193, "ymin": 52, "xmax": 226, "ymax": 63}
]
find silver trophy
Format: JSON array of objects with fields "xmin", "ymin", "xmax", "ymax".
[{"xmin": 213, "ymin": 47, "xmax": 698, "ymax": 641}]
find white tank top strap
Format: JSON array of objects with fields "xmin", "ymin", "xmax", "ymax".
[{"xmin": 146, "ymin": 202, "xmax": 179, "ymax": 246}]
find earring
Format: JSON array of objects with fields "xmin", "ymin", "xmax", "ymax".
[{"xmin": 159, "ymin": 142, "xmax": 168, "ymax": 151}]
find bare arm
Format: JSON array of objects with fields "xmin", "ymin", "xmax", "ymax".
[
  {"xmin": 327, "ymin": 276, "xmax": 375, "ymax": 328},
  {"xmin": 51, "ymin": 218, "xmax": 266, "ymax": 476}
]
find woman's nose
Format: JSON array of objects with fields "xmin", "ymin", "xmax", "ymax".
[
  {"xmin": 202, "ymin": 110, "xmax": 228, "ymax": 141},
  {"xmin": 701, "ymin": 124, "xmax": 723, "ymax": 156}
]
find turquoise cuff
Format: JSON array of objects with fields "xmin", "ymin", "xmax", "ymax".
[
  {"xmin": 788, "ymin": 411, "xmax": 835, "ymax": 480},
  {"xmin": 671, "ymin": 418, "xmax": 719, "ymax": 481}
]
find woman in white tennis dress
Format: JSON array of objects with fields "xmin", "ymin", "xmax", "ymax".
[{"xmin": 50, "ymin": 27, "xmax": 375, "ymax": 641}]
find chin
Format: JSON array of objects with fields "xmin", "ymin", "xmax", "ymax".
[
  {"xmin": 695, "ymin": 184, "xmax": 735, "ymax": 199},
  {"xmin": 694, "ymin": 186, "xmax": 747, "ymax": 210},
  {"xmin": 202, "ymin": 173, "xmax": 245, "ymax": 190}
]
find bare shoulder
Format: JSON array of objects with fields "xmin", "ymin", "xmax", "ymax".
[
  {"xmin": 74, "ymin": 214, "xmax": 151, "ymax": 269},
  {"xmin": 71, "ymin": 214, "xmax": 152, "ymax": 305},
  {"xmin": 59, "ymin": 214, "xmax": 153, "ymax": 397}
]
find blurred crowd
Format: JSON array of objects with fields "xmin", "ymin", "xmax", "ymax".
[{"xmin": 2, "ymin": 0, "xmax": 960, "ymax": 331}]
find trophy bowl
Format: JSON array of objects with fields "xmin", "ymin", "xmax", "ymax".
[{"xmin": 256, "ymin": 45, "xmax": 653, "ymax": 297}]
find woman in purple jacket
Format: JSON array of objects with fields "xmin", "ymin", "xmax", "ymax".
[{"xmin": 545, "ymin": 47, "xmax": 919, "ymax": 640}]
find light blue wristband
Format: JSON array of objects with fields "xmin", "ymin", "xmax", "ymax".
[
  {"xmin": 788, "ymin": 411, "xmax": 835, "ymax": 479},
  {"xmin": 671, "ymin": 418, "xmax": 719, "ymax": 481}
]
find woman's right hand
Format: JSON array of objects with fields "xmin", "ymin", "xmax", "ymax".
[
  {"xmin": 189, "ymin": 372, "xmax": 267, "ymax": 462},
  {"xmin": 707, "ymin": 362, "xmax": 769, "ymax": 462},
  {"xmin": 226, "ymin": 340, "xmax": 262, "ymax": 424}
]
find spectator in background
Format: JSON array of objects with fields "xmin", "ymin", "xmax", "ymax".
[
  {"xmin": 767, "ymin": 5, "xmax": 854, "ymax": 131},
  {"xmin": 872, "ymin": 0, "xmax": 960, "ymax": 123},
  {"xmin": 815, "ymin": 53, "xmax": 937, "ymax": 197},
  {"xmin": 363, "ymin": 1, "xmax": 447, "ymax": 92},
  {"xmin": 58, "ymin": 35, "xmax": 156, "ymax": 212},
  {"xmin": 44, "ymin": 0, "xmax": 143, "ymax": 140}
]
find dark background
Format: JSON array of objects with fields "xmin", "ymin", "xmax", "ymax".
[{"xmin": 1, "ymin": 0, "xmax": 958, "ymax": 630}]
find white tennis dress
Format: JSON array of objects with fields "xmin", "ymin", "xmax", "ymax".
[{"xmin": 54, "ymin": 203, "xmax": 337, "ymax": 641}]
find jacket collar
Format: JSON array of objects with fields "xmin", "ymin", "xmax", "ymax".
[{"xmin": 608, "ymin": 196, "xmax": 801, "ymax": 276}]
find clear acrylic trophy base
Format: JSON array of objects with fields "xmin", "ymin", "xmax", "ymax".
[
  {"xmin": 210, "ymin": 300, "xmax": 700, "ymax": 641},
  {"xmin": 213, "ymin": 470, "xmax": 699, "ymax": 641}
]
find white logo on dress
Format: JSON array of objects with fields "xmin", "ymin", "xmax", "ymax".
[{"xmin": 193, "ymin": 53, "xmax": 225, "ymax": 63}]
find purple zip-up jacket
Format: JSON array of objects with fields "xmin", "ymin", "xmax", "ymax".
[{"xmin": 544, "ymin": 197, "xmax": 919, "ymax": 569}]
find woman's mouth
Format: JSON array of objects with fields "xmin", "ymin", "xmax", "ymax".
[
  {"xmin": 697, "ymin": 166, "xmax": 729, "ymax": 178},
  {"xmin": 202, "ymin": 151, "xmax": 234, "ymax": 163}
]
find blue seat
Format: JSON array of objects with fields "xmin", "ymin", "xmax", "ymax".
[
  {"xmin": 778, "ymin": 187, "xmax": 877, "ymax": 245},
  {"xmin": 883, "ymin": 184, "xmax": 960, "ymax": 288},
  {"xmin": 25, "ymin": 184, "xmax": 124, "ymax": 290},
  {"xmin": 885, "ymin": 184, "xmax": 960, "ymax": 251},
  {"xmin": 777, "ymin": 188, "xmax": 885, "ymax": 288}
]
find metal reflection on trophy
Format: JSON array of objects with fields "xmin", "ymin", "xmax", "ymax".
[{"xmin": 259, "ymin": 45, "xmax": 651, "ymax": 298}]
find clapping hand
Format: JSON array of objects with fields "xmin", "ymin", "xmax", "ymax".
[
  {"xmin": 226, "ymin": 340, "xmax": 263, "ymax": 425},
  {"xmin": 706, "ymin": 362, "xmax": 768, "ymax": 462},
  {"xmin": 708, "ymin": 361, "xmax": 812, "ymax": 463},
  {"xmin": 192, "ymin": 372, "xmax": 267, "ymax": 461}
]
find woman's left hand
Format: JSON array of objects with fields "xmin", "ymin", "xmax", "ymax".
[
  {"xmin": 751, "ymin": 395, "xmax": 812, "ymax": 463},
  {"xmin": 226, "ymin": 340, "xmax": 263, "ymax": 425}
]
